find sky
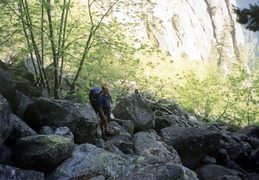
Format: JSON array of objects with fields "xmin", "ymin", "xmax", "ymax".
[{"xmin": 236, "ymin": 0, "xmax": 258, "ymax": 8}]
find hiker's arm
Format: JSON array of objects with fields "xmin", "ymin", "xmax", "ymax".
[{"xmin": 99, "ymin": 107, "xmax": 107, "ymax": 120}]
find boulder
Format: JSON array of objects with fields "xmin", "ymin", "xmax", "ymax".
[
  {"xmin": 108, "ymin": 162, "xmax": 199, "ymax": 180},
  {"xmin": 14, "ymin": 80, "xmax": 34, "ymax": 97},
  {"xmin": 155, "ymin": 114, "xmax": 196, "ymax": 130},
  {"xmin": 111, "ymin": 118, "xmax": 134, "ymax": 135},
  {"xmin": 223, "ymin": 161, "xmax": 248, "ymax": 175},
  {"xmin": 160, "ymin": 127, "xmax": 221, "ymax": 169},
  {"xmin": 12, "ymin": 91, "xmax": 33, "ymax": 118},
  {"xmin": 0, "ymin": 164, "xmax": 44, "ymax": 180},
  {"xmin": 196, "ymin": 164, "xmax": 243, "ymax": 180},
  {"xmin": 220, "ymin": 131, "xmax": 250, "ymax": 164},
  {"xmin": 189, "ymin": 116, "xmax": 208, "ymax": 128},
  {"xmin": 46, "ymin": 143, "xmax": 198, "ymax": 180},
  {"xmin": 0, "ymin": 95, "xmax": 12, "ymax": 149},
  {"xmin": 93, "ymin": 138, "xmax": 126, "ymax": 156},
  {"xmin": 217, "ymin": 149, "xmax": 230, "ymax": 165},
  {"xmin": 155, "ymin": 114, "xmax": 179, "ymax": 132},
  {"xmin": 203, "ymin": 156, "xmax": 217, "ymax": 164},
  {"xmin": 40, "ymin": 126, "xmax": 54, "ymax": 135},
  {"xmin": 219, "ymin": 129, "xmax": 259, "ymax": 174},
  {"xmin": 0, "ymin": 69, "xmax": 17, "ymax": 108},
  {"xmin": 113, "ymin": 94, "xmax": 155, "ymax": 133},
  {"xmin": 5, "ymin": 113, "xmax": 37, "ymax": 146},
  {"xmin": 224, "ymin": 161, "xmax": 259, "ymax": 180},
  {"xmin": 54, "ymin": 126, "xmax": 74, "ymax": 141},
  {"xmin": 46, "ymin": 143, "xmax": 130, "ymax": 180},
  {"xmin": 211, "ymin": 123, "xmax": 237, "ymax": 133},
  {"xmin": 14, "ymin": 134, "xmax": 75, "ymax": 173},
  {"xmin": 133, "ymin": 129, "xmax": 182, "ymax": 164},
  {"xmin": 249, "ymin": 137, "xmax": 259, "ymax": 149},
  {"xmin": 105, "ymin": 121, "xmax": 134, "ymax": 154},
  {"xmin": 238, "ymin": 125, "xmax": 259, "ymax": 139},
  {"xmin": 23, "ymin": 97, "xmax": 99, "ymax": 143}
]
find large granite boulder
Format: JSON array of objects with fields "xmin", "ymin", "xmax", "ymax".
[
  {"xmin": 154, "ymin": 114, "xmax": 180, "ymax": 132},
  {"xmin": 113, "ymin": 94, "xmax": 155, "ymax": 133},
  {"xmin": 23, "ymin": 97, "xmax": 99, "ymax": 143},
  {"xmin": 0, "ymin": 95, "xmax": 12, "ymax": 149},
  {"xmin": 105, "ymin": 121, "xmax": 134, "ymax": 154},
  {"xmin": 40, "ymin": 126, "xmax": 54, "ymax": 135},
  {"xmin": 46, "ymin": 143, "xmax": 129, "ymax": 179},
  {"xmin": 133, "ymin": 129, "xmax": 182, "ymax": 164},
  {"xmin": 54, "ymin": 126, "xmax": 74, "ymax": 141},
  {"xmin": 12, "ymin": 91, "xmax": 34, "ymax": 118},
  {"xmin": 220, "ymin": 130, "xmax": 259, "ymax": 173},
  {"xmin": 220, "ymin": 131, "xmax": 247, "ymax": 161},
  {"xmin": 46, "ymin": 143, "xmax": 198, "ymax": 180},
  {"xmin": 154, "ymin": 114, "xmax": 197, "ymax": 132},
  {"xmin": 0, "ymin": 69, "xmax": 17, "ymax": 108},
  {"xmin": 238, "ymin": 125, "xmax": 259, "ymax": 139},
  {"xmin": 112, "ymin": 118, "xmax": 134, "ymax": 135},
  {"xmin": 109, "ymin": 162, "xmax": 199, "ymax": 180},
  {"xmin": 160, "ymin": 127, "xmax": 221, "ymax": 169},
  {"xmin": 14, "ymin": 134, "xmax": 75, "ymax": 173}
]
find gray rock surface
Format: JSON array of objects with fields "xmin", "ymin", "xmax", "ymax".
[
  {"xmin": 160, "ymin": 126, "xmax": 221, "ymax": 169},
  {"xmin": 133, "ymin": 129, "xmax": 181, "ymax": 164},
  {"xmin": 23, "ymin": 98, "xmax": 99, "ymax": 143},
  {"xmin": 14, "ymin": 134, "xmax": 75, "ymax": 173},
  {"xmin": 6, "ymin": 113, "xmax": 37, "ymax": 146},
  {"xmin": 0, "ymin": 95, "xmax": 12, "ymax": 149},
  {"xmin": 113, "ymin": 94, "xmax": 155, "ymax": 133},
  {"xmin": 0, "ymin": 164, "xmax": 44, "ymax": 180}
]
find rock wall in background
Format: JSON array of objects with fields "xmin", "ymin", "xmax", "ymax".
[{"xmin": 122, "ymin": 0, "xmax": 259, "ymax": 65}]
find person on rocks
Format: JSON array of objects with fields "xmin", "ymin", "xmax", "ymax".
[{"xmin": 98, "ymin": 85, "xmax": 112, "ymax": 137}]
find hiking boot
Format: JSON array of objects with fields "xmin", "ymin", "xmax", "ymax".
[{"xmin": 102, "ymin": 133, "xmax": 107, "ymax": 140}]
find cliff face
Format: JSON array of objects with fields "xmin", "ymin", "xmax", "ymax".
[{"xmin": 134, "ymin": 0, "xmax": 259, "ymax": 61}]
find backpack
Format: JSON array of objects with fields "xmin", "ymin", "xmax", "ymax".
[{"xmin": 89, "ymin": 86, "xmax": 102, "ymax": 114}]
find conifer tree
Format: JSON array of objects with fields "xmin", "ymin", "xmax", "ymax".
[{"xmin": 235, "ymin": 3, "xmax": 259, "ymax": 32}]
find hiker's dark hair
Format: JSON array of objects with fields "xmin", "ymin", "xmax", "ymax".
[{"xmin": 101, "ymin": 86, "xmax": 108, "ymax": 90}]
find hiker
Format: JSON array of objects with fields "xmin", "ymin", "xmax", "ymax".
[{"xmin": 98, "ymin": 85, "xmax": 112, "ymax": 137}]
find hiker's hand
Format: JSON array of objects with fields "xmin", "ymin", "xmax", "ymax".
[{"xmin": 104, "ymin": 116, "xmax": 108, "ymax": 121}]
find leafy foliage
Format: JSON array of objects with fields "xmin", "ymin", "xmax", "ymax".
[{"xmin": 0, "ymin": 0, "xmax": 153, "ymax": 99}]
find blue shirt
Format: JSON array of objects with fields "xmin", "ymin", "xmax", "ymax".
[{"xmin": 98, "ymin": 94, "xmax": 111, "ymax": 115}]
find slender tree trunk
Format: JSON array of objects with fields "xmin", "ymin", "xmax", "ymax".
[
  {"xmin": 58, "ymin": 0, "xmax": 71, "ymax": 89},
  {"xmin": 45, "ymin": 0, "xmax": 59, "ymax": 98},
  {"xmin": 22, "ymin": 0, "xmax": 45, "ymax": 86},
  {"xmin": 41, "ymin": 0, "xmax": 51, "ymax": 94},
  {"xmin": 217, "ymin": 96, "xmax": 230, "ymax": 121},
  {"xmin": 19, "ymin": 7, "xmax": 39, "ymax": 85}
]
